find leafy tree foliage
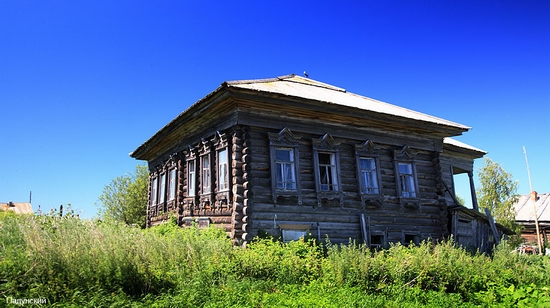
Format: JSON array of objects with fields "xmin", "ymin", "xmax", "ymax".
[
  {"xmin": 97, "ymin": 164, "xmax": 148, "ymax": 228},
  {"xmin": 477, "ymin": 157, "xmax": 519, "ymax": 232}
]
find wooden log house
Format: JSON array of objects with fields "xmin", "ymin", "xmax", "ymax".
[{"xmin": 131, "ymin": 74, "xmax": 506, "ymax": 250}]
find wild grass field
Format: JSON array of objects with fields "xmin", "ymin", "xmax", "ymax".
[{"xmin": 1, "ymin": 211, "xmax": 549, "ymax": 307}]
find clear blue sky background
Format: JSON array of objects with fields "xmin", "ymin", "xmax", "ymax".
[{"xmin": 1, "ymin": 1, "xmax": 549, "ymax": 218}]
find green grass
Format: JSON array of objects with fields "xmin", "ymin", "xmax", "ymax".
[{"xmin": 1, "ymin": 211, "xmax": 549, "ymax": 307}]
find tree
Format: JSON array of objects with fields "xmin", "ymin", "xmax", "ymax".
[
  {"xmin": 477, "ymin": 157, "xmax": 519, "ymax": 232},
  {"xmin": 97, "ymin": 164, "xmax": 149, "ymax": 228}
]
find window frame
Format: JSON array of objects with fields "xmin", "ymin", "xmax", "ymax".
[
  {"xmin": 183, "ymin": 145, "xmax": 199, "ymax": 212},
  {"xmin": 201, "ymin": 153, "xmax": 211, "ymax": 195},
  {"xmin": 159, "ymin": 172, "xmax": 166, "ymax": 204},
  {"xmin": 268, "ymin": 128, "xmax": 302, "ymax": 205},
  {"xmin": 217, "ymin": 148, "xmax": 229, "ymax": 192},
  {"xmin": 187, "ymin": 159, "xmax": 196, "ymax": 197},
  {"xmin": 212, "ymin": 131, "xmax": 231, "ymax": 209},
  {"xmin": 168, "ymin": 168, "xmax": 177, "ymax": 201},
  {"xmin": 151, "ymin": 177, "xmax": 158, "ymax": 205},
  {"xmin": 274, "ymin": 147, "xmax": 297, "ymax": 191},
  {"xmin": 312, "ymin": 134, "xmax": 343, "ymax": 207},
  {"xmin": 402, "ymin": 231, "xmax": 420, "ymax": 246},
  {"xmin": 316, "ymin": 152, "xmax": 339, "ymax": 192},
  {"xmin": 369, "ymin": 230, "xmax": 388, "ymax": 250},
  {"xmin": 394, "ymin": 146, "xmax": 420, "ymax": 209},
  {"xmin": 358, "ymin": 157, "xmax": 379, "ymax": 194},
  {"xmin": 397, "ymin": 162, "xmax": 417, "ymax": 198},
  {"xmin": 355, "ymin": 140, "xmax": 384, "ymax": 208}
]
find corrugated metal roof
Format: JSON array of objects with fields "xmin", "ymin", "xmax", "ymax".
[
  {"xmin": 227, "ymin": 74, "xmax": 471, "ymax": 130},
  {"xmin": 0, "ymin": 202, "xmax": 33, "ymax": 214},
  {"xmin": 514, "ymin": 193, "xmax": 550, "ymax": 222}
]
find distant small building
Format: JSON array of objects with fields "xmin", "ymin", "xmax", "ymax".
[
  {"xmin": 0, "ymin": 202, "xmax": 33, "ymax": 214},
  {"xmin": 514, "ymin": 192, "xmax": 550, "ymax": 245}
]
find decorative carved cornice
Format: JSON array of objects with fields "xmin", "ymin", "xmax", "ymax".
[
  {"xmin": 184, "ymin": 144, "xmax": 197, "ymax": 159},
  {"xmin": 198, "ymin": 138, "xmax": 211, "ymax": 155},
  {"xmin": 355, "ymin": 139, "xmax": 379, "ymax": 156},
  {"xmin": 268, "ymin": 127, "xmax": 301, "ymax": 146},
  {"xmin": 394, "ymin": 145, "xmax": 417, "ymax": 160},
  {"xmin": 213, "ymin": 131, "xmax": 229, "ymax": 149},
  {"xmin": 312, "ymin": 133, "xmax": 340, "ymax": 150}
]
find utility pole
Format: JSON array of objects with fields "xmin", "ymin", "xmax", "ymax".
[{"xmin": 523, "ymin": 146, "xmax": 543, "ymax": 255}]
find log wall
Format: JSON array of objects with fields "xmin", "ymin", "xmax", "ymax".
[{"xmin": 247, "ymin": 124, "xmax": 448, "ymax": 244}]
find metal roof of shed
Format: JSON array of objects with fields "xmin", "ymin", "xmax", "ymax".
[
  {"xmin": 515, "ymin": 193, "xmax": 550, "ymax": 223},
  {"xmin": 0, "ymin": 202, "xmax": 33, "ymax": 214}
]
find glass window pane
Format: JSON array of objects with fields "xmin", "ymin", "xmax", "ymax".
[
  {"xmin": 218, "ymin": 149, "xmax": 228, "ymax": 191},
  {"xmin": 151, "ymin": 178, "xmax": 158, "ymax": 204},
  {"xmin": 202, "ymin": 156, "xmax": 210, "ymax": 193},
  {"xmin": 399, "ymin": 163, "xmax": 412, "ymax": 174},
  {"xmin": 360, "ymin": 158, "xmax": 378, "ymax": 194},
  {"xmin": 169, "ymin": 169, "xmax": 176, "ymax": 200},
  {"xmin": 276, "ymin": 149, "xmax": 292, "ymax": 161},
  {"xmin": 398, "ymin": 162, "xmax": 416, "ymax": 198},
  {"xmin": 275, "ymin": 148, "xmax": 296, "ymax": 191},
  {"xmin": 159, "ymin": 173, "xmax": 166, "ymax": 203},
  {"xmin": 188, "ymin": 160, "xmax": 195, "ymax": 196},
  {"xmin": 319, "ymin": 153, "xmax": 331, "ymax": 165}
]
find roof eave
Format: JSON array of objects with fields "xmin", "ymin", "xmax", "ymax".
[{"xmin": 130, "ymin": 83, "xmax": 229, "ymax": 160}]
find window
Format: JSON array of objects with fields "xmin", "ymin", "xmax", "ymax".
[
  {"xmin": 201, "ymin": 155, "xmax": 211, "ymax": 194},
  {"xmin": 312, "ymin": 134, "xmax": 342, "ymax": 207},
  {"xmin": 218, "ymin": 149, "xmax": 228, "ymax": 191},
  {"xmin": 279, "ymin": 224, "xmax": 310, "ymax": 242},
  {"xmin": 168, "ymin": 169, "xmax": 177, "ymax": 201},
  {"xmin": 370, "ymin": 234, "xmax": 386, "ymax": 250},
  {"xmin": 268, "ymin": 128, "xmax": 302, "ymax": 205},
  {"xmin": 318, "ymin": 152, "xmax": 338, "ymax": 191},
  {"xmin": 398, "ymin": 162, "xmax": 416, "ymax": 198},
  {"xmin": 159, "ymin": 173, "xmax": 166, "ymax": 203},
  {"xmin": 151, "ymin": 177, "xmax": 158, "ymax": 205},
  {"xmin": 403, "ymin": 232, "xmax": 420, "ymax": 246},
  {"xmin": 188, "ymin": 160, "xmax": 196, "ymax": 197},
  {"xmin": 394, "ymin": 146, "xmax": 419, "ymax": 205},
  {"xmin": 359, "ymin": 157, "xmax": 379, "ymax": 194},
  {"xmin": 275, "ymin": 148, "xmax": 296, "ymax": 190}
]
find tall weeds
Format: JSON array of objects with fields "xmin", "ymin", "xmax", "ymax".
[{"xmin": 1, "ymin": 211, "xmax": 549, "ymax": 307}]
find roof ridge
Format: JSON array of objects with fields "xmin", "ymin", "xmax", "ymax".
[
  {"xmin": 279, "ymin": 74, "xmax": 346, "ymax": 92},
  {"xmin": 226, "ymin": 74, "xmax": 346, "ymax": 93},
  {"xmin": 225, "ymin": 76, "xmax": 281, "ymax": 86}
]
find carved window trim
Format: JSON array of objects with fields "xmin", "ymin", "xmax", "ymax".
[
  {"xmin": 394, "ymin": 145, "xmax": 420, "ymax": 209},
  {"xmin": 269, "ymin": 128, "xmax": 302, "ymax": 205},
  {"xmin": 168, "ymin": 168, "xmax": 177, "ymax": 201},
  {"xmin": 183, "ymin": 145, "xmax": 198, "ymax": 211},
  {"xmin": 198, "ymin": 138, "xmax": 213, "ymax": 208},
  {"xmin": 151, "ymin": 176, "xmax": 158, "ymax": 206},
  {"xmin": 312, "ymin": 134, "xmax": 343, "ymax": 207},
  {"xmin": 355, "ymin": 140, "xmax": 383, "ymax": 208},
  {"xmin": 187, "ymin": 159, "xmax": 196, "ymax": 197},
  {"xmin": 212, "ymin": 131, "xmax": 231, "ymax": 209},
  {"xmin": 159, "ymin": 172, "xmax": 166, "ymax": 205},
  {"xmin": 165, "ymin": 153, "xmax": 178, "ymax": 206}
]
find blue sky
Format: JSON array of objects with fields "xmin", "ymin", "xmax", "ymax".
[{"xmin": 1, "ymin": 1, "xmax": 549, "ymax": 218}]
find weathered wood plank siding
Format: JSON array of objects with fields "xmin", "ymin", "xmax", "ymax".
[{"xmin": 246, "ymin": 124, "xmax": 447, "ymax": 244}]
